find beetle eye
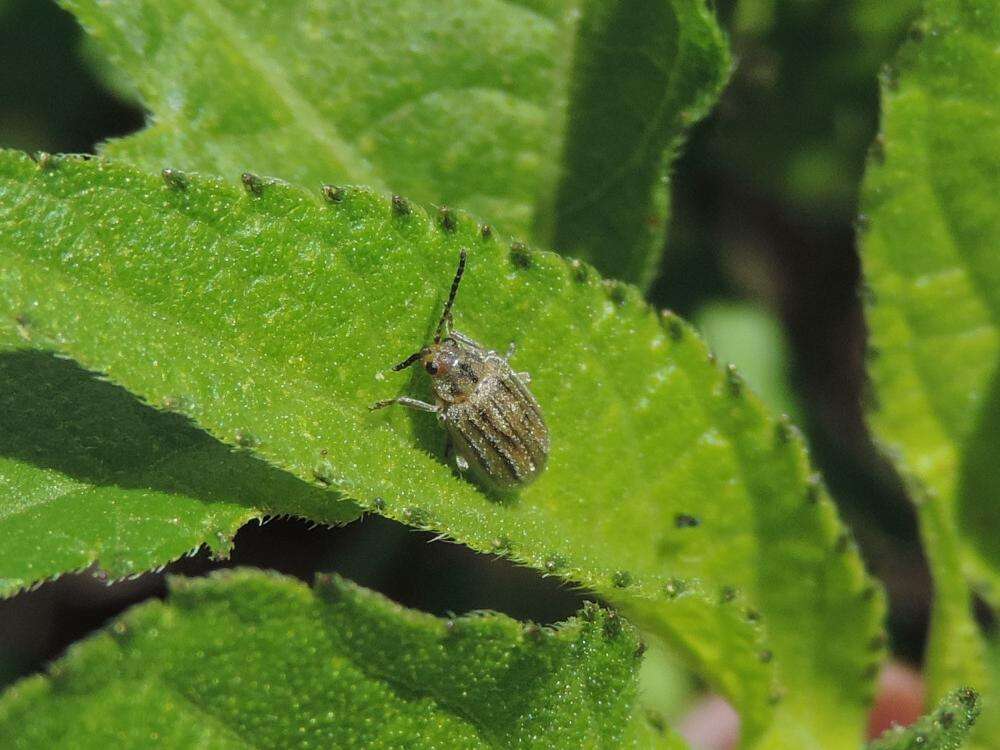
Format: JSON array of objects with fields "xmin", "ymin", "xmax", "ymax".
[{"xmin": 424, "ymin": 357, "xmax": 452, "ymax": 377}]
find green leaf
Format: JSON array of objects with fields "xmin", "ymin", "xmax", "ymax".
[
  {"xmin": 0, "ymin": 350, "xmax": 360, "ymax": 596},
  {"xmin": 539, "ymin": 0, "xmax": 731, "ymax": 286},
  {"xmin": 60, "ymin": 0, "xmax": 730, "ymax": 286},
  {"xmin": 693, "ymin": 300, "xmax": 798, "ymax": 420},
  {"xmin": 0, "ymin": 152, "xmax": 883, "ymax": 747},
  {"xmin": 859, "ymin": 1, "xmax": 999, "ymax": 745},
  {"xmin": 0, "ymin": 569, "xmax": 656, "ymax": 748},
  {"xmin": 865, "ymin": 687, "xmax": 980, "ymax": 750}
]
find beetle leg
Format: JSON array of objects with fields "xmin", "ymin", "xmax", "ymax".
[
  {"xmin": 517, "ymin": 371, "xmax": 532, "ymax": 384},
  {"xmin": 446, "ymin": 436, "xmax": 471, "ymax": 472},
  {"xmin": 444, "ymin": 436, "xmax": 470, "ymax": 473},
  {"xmin": 369, "ymin": 396, "xmax": 439, "ymax": 413},
  {"xmin": 505, "ymin": 341, "xmax": 516, "ymax": 359}
]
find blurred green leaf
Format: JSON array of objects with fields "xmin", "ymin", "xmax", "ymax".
[
  {"xmin": 865, "ymin": 687, "xmax": 980, "ymax": 750},
  {"xmin": 542, "ymin": 0, "xmax": 731, "ymax": 286},
  {"xmin": 694, "ymin": 300, "xmax": 798, "ymax": 419},
  {"xmin": 0, "ymin": 350, "xmax": 359, "ymax": 596},
  {"xmin": 0, "ymin": 569, "xmax": 659, "ymax": 748},
  {"xmin": 860, "ymin": 0, "xmax": 999, "ymax": 745},
  {"xmin": 637, "ymin": 641, "xmax": 696, "ymax": 732},
  {"xmin": 61, "ymin": 0, "xmax": 730, "ymax": 286},
  {"xmin": 0, "ymin": 152, "xmax": 883, "ymax": 747}
]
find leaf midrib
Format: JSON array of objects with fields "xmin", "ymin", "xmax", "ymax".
[{"xmin": 555, "ymin": 15, "xmax": 688, "ymax": 219}]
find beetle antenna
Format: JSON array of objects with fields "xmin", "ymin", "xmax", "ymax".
[
  {"xmin": 434, "ymin": 249, "xmax": 466, "ymax": 344},
  {"xmin": 392, "ymin": 350, "xmax": 425, "ymax": 371}
]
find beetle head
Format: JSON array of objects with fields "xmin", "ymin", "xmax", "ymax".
[{"xmin": 420, "ymin": 345, "xmax": 458, "ymax": 378}]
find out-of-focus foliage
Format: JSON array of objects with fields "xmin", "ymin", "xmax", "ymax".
[
  {"xmin": 0, "ymin": 570, "xmax": 662, "ymax": 749},
  {"xmin": 860, "ymin": 0, "xmax": 999, "ymax": 747}
]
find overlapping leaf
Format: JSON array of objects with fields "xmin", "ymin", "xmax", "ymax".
[
  {"xmin": 0, "ymin": 569, "xmax": 665, "ymax": 748},
  {"xmin": 860, "ymin": 0, "xmax": 999, "ymax": 745},
  {"xmin": 60, "ymin": 0, "xmax": 730, "ymax": 286},
  {"xmin": 0, "ymin": 152, "xmax": 882, "ymax": 747}
]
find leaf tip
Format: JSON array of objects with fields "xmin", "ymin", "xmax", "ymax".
[
  {"xmin": 390, "ymin": 193, "xmax": 411, "ymax": 216},
  {"xmin": 233, "ymin": 428, "xmax": 260, "ymax": 448},
  {"xmin": 437, "ymin": 205, "xmax": 457, "ymax": 232},
  {"xmin": 241, "ymin": 171, "xmax": 268, "ymax": 196},
  {"xmin": 805, "ymin": 473, "xmax": 824, "ymax": 504},
  {"xmin": 773, "ymin": 414, "xmax": 794, "ymax": 446},
  {"xmin": 661, "ymin": 309, "xmax": 685, "ymax": 341},
  {"xmin": 663, "ymin": 577, "xmax": 686, "ymax": 599},
  {"xmin": 28, "ymin": 150, "xmax": 56, "ymax": 170},
  {"xmin": 161, "ymin": 168, "xmax": 189, "ymax": 190},
  {"xmin": 543, "ymin": 555, "xmax": 566, "ymax": 574},
  {"xmin": 321, "ymin": 183, "xmax": 345, "ymax": 203},
  {"xmin": 490, "ymin": 536, "xmax": 511, "ymax": 554},
  {"xmin": 611, "ymin": 570, "xmax": 633, "ymax": 588},
  {"xmin": 833, "ymin": 529, "xmax": 856, "ymax": 555},
  {"xmin": 401, "ymin": 506, "xmax": 431, "ymax": 527},
  {"xmin": 725, "ymin": 363, "xmax": 743, "ymax": 396},
  {"xmin": 509, "ymin": 241, "xmax": 532, "ymax": 269},
  {"xmin": 602, "ymin": 279, "xmax": 630, "ymax": 307}
]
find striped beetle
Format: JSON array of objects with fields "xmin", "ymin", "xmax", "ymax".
[{"xmin": 371, "ymin": 249, "xmax": 549, "ymax": 488}]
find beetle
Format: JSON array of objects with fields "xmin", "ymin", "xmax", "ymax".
[{"xmin": 370, "ymin": 249, "xmax": 549, "ymax": 489}]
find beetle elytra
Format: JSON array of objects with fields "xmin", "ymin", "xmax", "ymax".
[{"xmin": 371, "ymin": 249, "xmax": 549, "ymax": 489}]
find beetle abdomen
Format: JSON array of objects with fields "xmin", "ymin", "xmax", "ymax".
[{"xmin": 447, "ymin": 373, "xmax": 548, "ymax": 488}]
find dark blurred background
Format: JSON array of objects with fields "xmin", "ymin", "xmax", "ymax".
[{"xmin": 0, "ymin": 0, "xmax": 928, "ymax": 722}]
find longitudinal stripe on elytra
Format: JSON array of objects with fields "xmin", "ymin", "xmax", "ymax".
[
  {"xmin": 483, "ymin": 399, "xmax": 536, "ymax": 467},
  {"xmin": 456, "ymin": 415, "xmax": 500, "ymax": 473},
  {"xmin": 455, "ymin": 424, "xmax": 491, "ymax": 475},
  {"xmin": 465, "ymin": 414, "xmax": 522, "ymax": 482},
  {"xmin": 484, "ymin": 395, "xmax": 523, "ymax": 444},
  {"xmin": 490, "ymin": 391, "xmax": 544, "ymax": 461},
  {"xmin": 499, "ymin": 377, "xmax": 542, "ymax": 421},
  {"xmin": 468, "ymin": 412, "xmax": 522, "ymax": 477}
]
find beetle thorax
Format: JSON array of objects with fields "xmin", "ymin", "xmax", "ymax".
[{"xmin": 423, "ymin": 337, "xmax": 490, "ymax": 403}]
